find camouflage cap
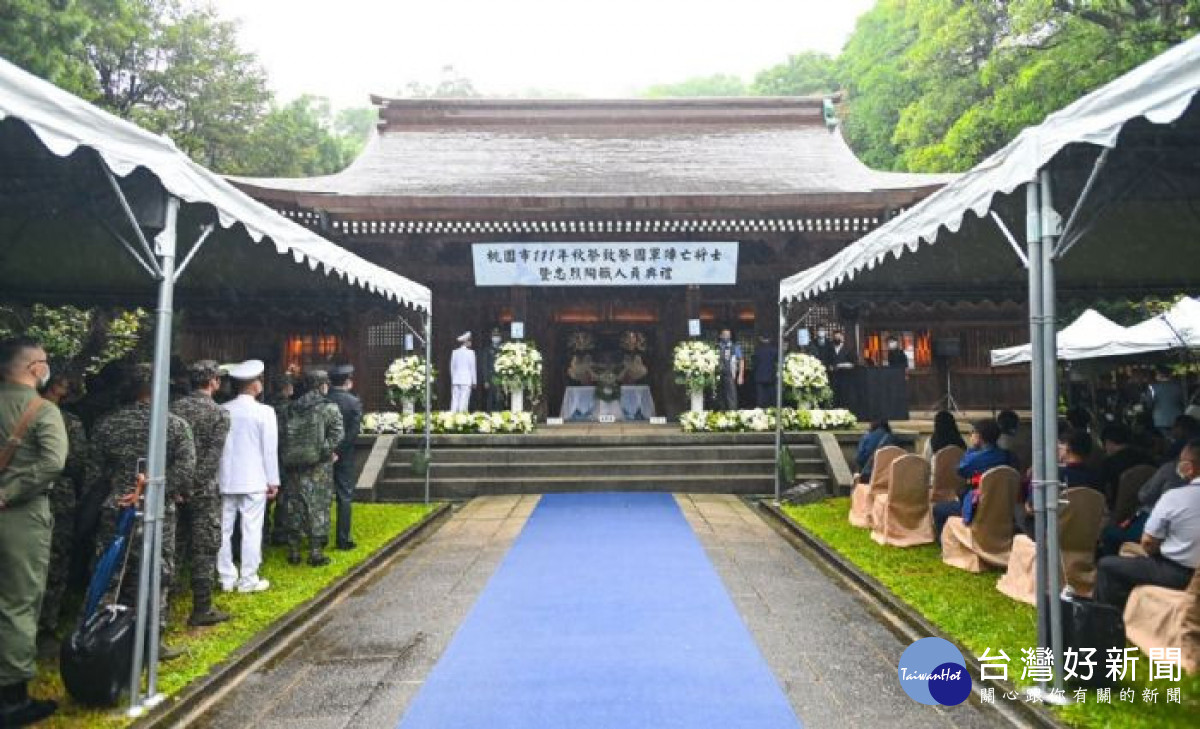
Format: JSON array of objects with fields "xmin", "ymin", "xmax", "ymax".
[
  {"xmin": 188, "ymin": 359, "xmax": 223, "ymax": 381},
  {"xmin": 303, "ymin": 368, "xmax": 329, "ymax": 388}
]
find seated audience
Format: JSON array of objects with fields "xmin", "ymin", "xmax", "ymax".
[
  {"xmin": 933, "ymin": 419, "xmax": 1015, "ymax": 543},
  {"xmin": 1016, "ymin": 429, "xmax": 1103, "ymax": 537},
  {"xmin": 1100, "ymin": 458, "xmax": 1185, "ymax": 556},
  {"xmin": 1166, "ymin": 414, "xmax": 1200, "ymax": 462},
  {"xmin": 921, "ymin": 410, "xmax": 966, "ymax": 460},
  {"xmin": 996, "ymin": 410, "xmax": 1030, "ymax": 470},
  {"xmin": 1095, "ymin": 438, "xmax": 1200, "ymax": 611},
  {"xmin": 854, "ymin": 418, "xmax": 896, "ymax": 484},
  {"xmin": 1100, "ymin": 423, "xmax": 1155, "ymax": 510}
]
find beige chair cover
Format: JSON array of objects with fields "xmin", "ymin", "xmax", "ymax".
[
  {"xmin": 1125, "ymin": 568, "xmax": 1200, "ymax": 675},
  {"xmin": 996, "ymin": 487, "xmax": 1108, "ymax": 603},
  {"xmin": 930, "ymin": 445, "xmax": 966, "ymax": 504},
  {"xmin": 1111, "ymin": 464, "xmax": 1157, "ymax": 526},
  {"xmin": 941, "ymin": 466, "xmax": 1021, "ymax": 572},
  {"xmin": 849, "ymin": 445, "xmax": 903, "ymax": 528},
  {"xmin": 1120, "ymin": 542, "xmax": 1149, "ymax": 558},
  {"xmin": 871, "ymin": 454, "xmax": 934, "ymax": 547}
]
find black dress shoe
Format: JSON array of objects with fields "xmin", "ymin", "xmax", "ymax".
[
  {"xmin": 0, "ymin": 697, "xmax": 57, "ymax": 727},
  {"xmin": 308, "ymin": 551, "xmax": 331, "ymax": 567},
  {"xmin": 336, "ymin": 540, "xmax": 357, "ymax": 551}
]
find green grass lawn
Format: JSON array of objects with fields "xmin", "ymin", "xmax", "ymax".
[
  {"xmin": 781, "ymin": 498, "xmax": 1200, "ymax": 729},
  {"xmin": 32, "ymin": 502, "xmax": 438, "ymax": 728}
]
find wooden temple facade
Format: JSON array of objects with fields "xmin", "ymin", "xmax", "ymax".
[{"xmin": 213, "ymin": 97, "xmax": 1031, "ymax": 414}]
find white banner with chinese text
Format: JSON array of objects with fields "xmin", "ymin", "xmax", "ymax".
[{"xmin": 472, "ymin": 242, "xmax": 738, "ymax": 286}]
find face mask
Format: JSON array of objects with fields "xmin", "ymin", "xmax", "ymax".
[
  {"xmin": 888, "ymin": 341, "xmax": 899, "ymax": 350},
  {"xmin": 38, "ymin": 365, "xmax": 50, "ymax": 389},
  {"xmin": 720, "ymin": 336, "xmax": 730, "ymax": 343},
  {"xmin": 492, "ymin": 337, "xmax": 501, "ymax": 345}
]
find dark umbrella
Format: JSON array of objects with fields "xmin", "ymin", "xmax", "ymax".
[{"xmin": 82, "ymin": 507, "xmax": 138, "ymax": 621}]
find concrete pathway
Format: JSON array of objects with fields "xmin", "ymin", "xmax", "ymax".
[
  {"xmin": 194, "ymin": 494, "xmax": 1006, "ymax": 729},
  {"xmin": 194, "ymin": 495, "xmax": 539, "ymax": 729},
  {"xmin": 677, "ymin": 494, "xmax": 1001, "ymax": 728}
]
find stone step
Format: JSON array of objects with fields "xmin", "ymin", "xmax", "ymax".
[
  {"xmin": 391, "ymin": 432, "xmax": 826, "ymax": 448},
  {"xmin": 388, "ymin": 444, "xmax": 822, "ymax": 464},
  {"xmin": 374, "ymin": 473, "xmax": 823, "ymax": 500},
  {"xmin": 383, "ymin": 458, "xmax": 824, "ymax": 479}
]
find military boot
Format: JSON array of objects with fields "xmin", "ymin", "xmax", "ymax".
[
  {"xmin": 0, "ymin": 682, "xmax": 57, "ymax": 727},
  {"xmin": 188, "ymin": 589, "xmax": 231, "ymax": 627},
  {"xmin": 287, "ymin": 539, "xmax": 303, "ymax": 566},
  {"xmin": 307, "ymin": 549, "xmax": 330, "ymax": 567}
]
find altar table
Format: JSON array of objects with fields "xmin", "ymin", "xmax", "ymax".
[{"xmin": 559, "ymin": 385, "xmax": 656, "ymax": 421}]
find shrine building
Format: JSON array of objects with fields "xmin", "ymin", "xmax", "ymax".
[{"xmin": 217, "ymin": 97, "xmax": 1029, "ymax": 414}]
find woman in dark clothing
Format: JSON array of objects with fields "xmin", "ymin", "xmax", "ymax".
[
  {"xmin": 924, "ymin": 410, "xmax": 967, "ymax": 458},
  {"xmin": 855, "ymin": 419, "xmax": 895, "ymax": 484}
]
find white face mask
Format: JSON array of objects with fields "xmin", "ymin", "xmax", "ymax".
[
  {"xmin": 38, "ymin": 365, "xmax": 50, "ymax": 389},
  {"xmin": 492, "ymin": 337, "xmax": 501, "ymax": 345},
  {"xmin": 888, "ymin": 341, "xmax": 899, "ymax": 350}
]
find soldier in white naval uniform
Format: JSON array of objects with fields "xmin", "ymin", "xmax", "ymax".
[{"xmin": 450, "ymin": 332, "xmax": 476, "ymax": 413}]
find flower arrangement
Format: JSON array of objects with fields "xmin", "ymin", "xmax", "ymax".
[
  {"xmin": 567, "ymin": 331, "xmax": 596, "ymax": 352},
  {"xmin": 781, "ymin": 353, "xmax": 833, "ymax": 407},
  {"xmin": 362, "ymin": 410, "xmax": 535, "ymax": 435},
  {"xmin": 492, "ymin": 341, "xmax": 543, "ymax": 397},
  {"xmin": 384, "ymin": 356, "xmax": 436, "ymax": 403},
  {"xmin": 673, "ymin": 341, "xmax": 719, "ymax": 394},
  {"xmin": 620, "ymin": 331, "xmax": 647, "ymax": 353},
  {"xmin": 679, "ymin": 407, "xmax": 856, "ymax": 433}
]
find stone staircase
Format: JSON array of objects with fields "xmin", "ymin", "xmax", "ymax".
[{"xmin": 371, "ymin": 431, "xmax": 834, "ymax": 501}]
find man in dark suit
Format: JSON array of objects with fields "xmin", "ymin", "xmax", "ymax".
[
  {"xmin": 830, "ymin": 330, "xmax": 856, "ymax": 368},
  {"xmin": 326, "ymin": 365, "xmax": 362, "ymax": 551},
  {"xmin": 886, "ymin": 336, "xmax": 909, "ymax": 369},
  {"xmin": 751, "ymin": 335, "xmax": 779, "ymax": 408}
]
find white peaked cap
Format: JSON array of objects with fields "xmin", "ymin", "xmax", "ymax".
[
  {"xmin": 223, "ymin": 359, "xmax": 265, "ymax": 380},
  {"xmin": 457, "ymin": 332, "xmax": 472, "ymax": 343}
]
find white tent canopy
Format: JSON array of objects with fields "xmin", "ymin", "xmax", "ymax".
[
  {"xmin": 779, "ymin": 35, "xmax": 1200, "ymax": 305},
  {"xmin": 990, "ymin": 297, "xmax": 1200, "ymax": 365},
  {"xmin": 775, "ymin": 37, "xmax": 1200, "ymax": 699},
  {"xmin": 1122, "ymin": 296, "xmax": 1200, "ymax": 351},
  {"xmin": 0, "ymin": 56, "xmax": 434, "ymax": 711},
  {"xmin": 990, "ymin": 309, "xmax": 1129, "ymax": 366},
  {"xmin": 0, "ymin": 57, "xmax": 430, "ymax": 311}
]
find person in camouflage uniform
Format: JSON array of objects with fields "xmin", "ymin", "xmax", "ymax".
[
  {"xmin": 266, "ymin": 373, "xmax": 295, "ymax": 547},
  {"xmin": 36, "ymin": 372, "xmax": 87, "ymax": 648},
  {"xmin": 169, "ymin": 361, "xmax": 231, "ymax": 627},
  {"xmin": 87, "ymin": 364, "xmax": 195, "ymax": 658},
  {"xmin": 281, "ymin": 370, "xmax": 343, "ymax": 566}
]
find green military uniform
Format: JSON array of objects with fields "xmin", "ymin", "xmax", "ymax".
[
  {"xmin": 87, "ymin": 402, "xmax": 195, "ymax": 629},
  {"xmin": 38, "ymin": 409, "xmax": 86, "ymax": 636},
  {"xmin": 169, "ymin": 390, "xmax": 229, "ymax": 619},
  {"xmin": 282, "ymin": 389, "xmax": 343, "ymax": 562},
  {"xmin": 0, "ymin": 382, "xmax": 67, "ymax": 688}
]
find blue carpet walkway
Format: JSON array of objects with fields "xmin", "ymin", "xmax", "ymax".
[{"xmin": 397, "ymin": 492, "xmax": 802, "ymax": 729}]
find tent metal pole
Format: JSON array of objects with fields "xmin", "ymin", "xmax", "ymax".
[
  {"xmin": 1040, "ymin": 169, "xmax": 1066, "ymax": 696},
  {"xmin": 1025, "ymin": 180, "xmax": 1050, "ymax": 699},
  {"xmin": 172, "ymin": 224, "xmax": 215, "ymax": 281},
  {"xmin": 1053, "ymin": 148, "xmax": 1110, "ymax": 260},
  {"xmin": 423, "ymin": 309, "xmax": 432, "ymax": 505},
  {"xmin": 101, "ymin": 166, "xmax": 163, "ymax": 279},
  {"xmin": 128, "ymin": 196, "xmax": 178, "ymax": 715},
  {"xmin": 774, "ymin": 301, "xmax": 787, "ymax": 501}
]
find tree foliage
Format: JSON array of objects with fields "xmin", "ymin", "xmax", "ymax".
[
  {"xmin": 0, "ymin": 305, "xmax": 146, "ymax": 374},
  {"xmin": 837, "ymin": 0, "xmax": 1200, "ymax": 171},
  {"xmin": 0, "ymin": 0, "xmax": 362, "ymax": 176},
  {"xmin": 750, "ymin": 51, "xmax": 837, "ymax": 96}
]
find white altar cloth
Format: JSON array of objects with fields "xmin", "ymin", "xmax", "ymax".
[{"xmin": 560, "ymin": 385, "xmax": 656, "ymax": 421}]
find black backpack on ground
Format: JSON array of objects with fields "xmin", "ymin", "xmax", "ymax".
[
  {"xmin": 1060, "ymin": 592, "xmax": 1126, "ymax": 687},
  {"xmin": 60, "ymin": 604, "xmax": 135, "ymax": 706}
]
